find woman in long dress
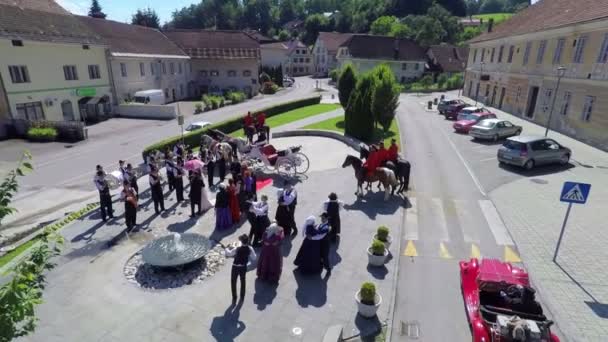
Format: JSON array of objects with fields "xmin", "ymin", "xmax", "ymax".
[
  {"xmin": 215, "ymin": 183, "xmax": 232, "ymax": 230},
  {"xmin": 257, "ymin": 223, "xmax": 285, "ymax": 284},
  {"xmin": 200, "ymin": 171, "xmax": 213, "ymax": 212},
  {"xmin": 275, "ymin": 194, "xmax": 293, "ymax": 237},
  {"xmin": 293, "ymin": 216, "xmax": 328, "ymax": 274},
  {"xmin": 189, "ymin": 171, "xmax": 202, "ymax": 217},
  {"xmin": 228, "ymin": 179, "xmax": 241, "ymax": 222}
]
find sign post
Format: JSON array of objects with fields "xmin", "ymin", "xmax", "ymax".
[
  {"xmin": 554, "ymin": 181, "xmax": 591, "ymax": 262},
  {"xmin": 176, "ymin": 103, "xmax": 184, "ymax": 145}
]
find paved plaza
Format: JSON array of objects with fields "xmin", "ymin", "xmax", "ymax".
[{"xmin": 21, "ymin": 136, "xmax": 406, "ymax": 342}]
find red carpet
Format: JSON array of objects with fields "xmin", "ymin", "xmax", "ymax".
[{"xmin": 256, "ymin": 178, "xmax": 273, "ymax": 190}]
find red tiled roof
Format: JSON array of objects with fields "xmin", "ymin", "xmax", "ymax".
[
  {"xmin": 317, "ymin": 31, "xmax": 353, "ymax": 54},
  {"xmin": 0, "ymin": 4, "xmax": 103, "ymax": 45},
  {"xmin": 341, "ymin": 34, "xmax": 427, "ymax": 61},
  {"xmin": 77, "ymin": 16, "xmax": 187, "ymax": 57},
  {"xmin": 471, "ymin": 0, "xmax": 608, "ymax": 43},
  {"xmin": 428, "ymin": 44, "xmax": 469, "ymax": 72},
  {"xmin": 164, "ymin": 30, "xmax": 260, "ymax": 59},
  {"xmin": 244, "ymin": 29, "xmax": 276, "ymax": 43},
  {"xmin": 0, "ymin": 0, "xmax": 69, "ymax": 15}
]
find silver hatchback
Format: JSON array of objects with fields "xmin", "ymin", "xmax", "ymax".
[
  {"xmin": 497, "ymin": 136, "xmax": 572, "ymax": 170},
  {"xmin": 470, "ymin": 119, "xmax": 522, "ymax": 141}
]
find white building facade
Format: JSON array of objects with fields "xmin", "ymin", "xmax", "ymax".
[{"xmin": 313, "ymin": 32, "xmax": 353, "ymax": 76}]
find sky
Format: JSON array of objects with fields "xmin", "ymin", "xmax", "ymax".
[{"xmin": 56, "ymin": 0, "xmax": 199, "ymax": 24}]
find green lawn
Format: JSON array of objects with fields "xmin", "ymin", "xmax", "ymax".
[
  {"xmin": 0, "ymin": 237, "xmax": 40, "ymax": 268},
  {"xmin": 304, "ymin": 115, "xmax": 401, "ymax": 147},
  {"xmin": 473, "ymin": 13, "xmax": 513, "ymax": 24},
  {"xmin": 229, "ymin": 103, "xmax": 341, "ymax": 137}
]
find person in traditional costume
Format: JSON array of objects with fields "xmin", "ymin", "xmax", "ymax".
[
  {"xmin": 200, "ymin": 170, "xmax": 213, "ymax": 212},
  {"xmin": 243, "ymin": 112, "xmax": 255, "ymax": 143},
  {"xmin": 189, "ymin": 170, "xmax": 203, "ymax": 217},
  {"xmin": 361, "ymin": 145, "xmax": 380, "ymax": 178},
  {"xmin": 164, "ymin": 152, "xmax": 175, "ymax": 192},
  {"xmin": 388, "ymin": 138, "xmax": 399, "ymax": 162},
  {"xmin": 173, "ymin": 157, "xmax": 185, "ymax": 202},
  {"xmin": 249, "ymin": 195, "xmax": 270, "ymax": 246},
  {"xmin": 118, "ymin": 160, "xmax": 127, "ymax": 180},
  {"xmin": 228, "ymin": 179, "xmax": 241, "ymax": 222},
  {"xmin": 318, "ymin": 213, "xmax": 332, "ymax": 274},
  {"xmin": 120, "ymin": 180, "xmax": 138, "ymax": 231},
  {"xmin": 256, "ymin": 223, "xmax": 284, "ymax": 284},
  {"xmin": 205, "ymin": 147, "xmax": 216, "ymax": 188},
  {"xmin": 323, "ymin": 193, "xmax": 344, "ymax": 243},
  {"xmin": 126, "ymin": 163, "xmax": 139, "ymax": 195},
  {"xmin": 94, "ymin": 170, "xmax": 113, "ymax": 222},
  {"xmin": 280, "ymin": 183, "xmax": 298, "ymax": 236},
  {"xmin": 215, "ymin": 183, "xmax": 232, "ymax": 230},
  {"xmin": 217, "ymin": 148, "xmax": 226, "ymax": 183},
  {"xmin": 377, "ymin": 142, "xmax": 389, "ymax": 167},
  {"xmin": 149, "ymin": 165, "xmax": 165, "ymax": 214},
  {"xmin": 275, "ymin": 193, "xmax": 293, "ymax": 237},
  {"xmin": 293, "ymin": 216, "xmax": 329, "ymax": 274},
  {"xmin": 225, "ymin": 234, "xmax": 257, "ymax": 302},
  {"xmin": 243, "ymin": 170, "xmax": 255, "ymax": 201}
]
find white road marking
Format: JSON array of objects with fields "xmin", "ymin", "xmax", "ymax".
[
  {"xmin": 404, "ymin": 197, "xmax": 419, "ymax": 240},
  {"xmin": 430, "ymin": 198, "xmax": 450, "ymax": 242},
  {"xmin": 453, "ymin": 199, "xmax": 479, "ymax": 243},
  {"xmin": 478, "ymin": 157, "xmax": 497, "ymax": 163},
  {"xmin": 438, "ymin": 128, "xmax": 487, "ymax": 196},
  {"xmin": 478, "ymin": 200, "xmax": 515, "ymax": 246}
]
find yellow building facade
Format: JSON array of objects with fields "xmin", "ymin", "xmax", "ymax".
[{"xmin": 465, "ymin": 11, "xmax": 608, "ymax": 151}]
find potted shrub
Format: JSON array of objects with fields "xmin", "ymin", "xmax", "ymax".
[
  {"xmin": 367, "ymin": 239, "xmax": 388, "ymax": 266},
  {"xmin": 194, "ymin": 103, "xmax": 203, "ymax": 114},
  {"xmin": 355, "ymin": 282, "xmax": 382, "ymax": 318},
  {"xmin": 374, "ymin": 226, "xmax": 392, "ymax": 249}
]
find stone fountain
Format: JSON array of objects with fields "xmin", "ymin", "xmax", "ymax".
[{"xmin": 141, "ymin": 232, "xmax": 211, "ymax": 268}]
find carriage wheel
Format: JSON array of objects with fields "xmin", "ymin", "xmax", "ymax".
[
  {"xmin": 277, "ymin": 159, "xmax": 296, "ymax": 178},
  {"xmin": 293, "ymin": 152, "xmax": 310, "ymax": 174}
]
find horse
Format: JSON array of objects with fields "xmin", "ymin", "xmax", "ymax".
[
  {"xmin": 341, "ymin": 155, "xmax": 398, "ymax": 201},
  {"xmin": 359, "ymin": 143, "xmax": 411, "ymax": 194}
]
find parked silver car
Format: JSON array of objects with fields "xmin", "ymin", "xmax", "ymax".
[
  {"xmin": 470, "ymin": 119, "xmax": 522, "ymax": 141},
  {"xmin": 497, "ymin": 136, "xmax": 571, "ymax": 170}
]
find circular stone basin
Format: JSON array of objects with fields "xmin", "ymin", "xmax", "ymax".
[{"xmin": 142, "ymin": 233, "xmax": 211, "ymax": 267}]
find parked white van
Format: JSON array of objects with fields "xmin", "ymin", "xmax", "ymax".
[{"xmin": 133, "ymin": 89, "xmax": 166, "ymax": 105}]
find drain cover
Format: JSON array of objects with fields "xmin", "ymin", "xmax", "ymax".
[{"xmin": 400, "ymin": 321, "xmax": 420, "ymax": 339}]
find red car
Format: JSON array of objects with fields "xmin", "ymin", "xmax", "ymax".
[
  {"xmin": 460, "ymin": 258, "xmax": 560, "ymax": 342},
  {"xmin": 453, "ymin": 111, "xmax": 497, "ymax": 133}
]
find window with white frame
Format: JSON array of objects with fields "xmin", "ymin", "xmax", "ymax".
[
  {"xmin": 560, "ymin": 91, "xmax": 571, "ymax": 116},
  {"xmin": 63, "ymin": 65, "xmax": 78, "ymax": 80},
  {"xmin": 150, "ymin": 62, "xmax": 155, "ymax": 76},
  {"xmin": 498, "ymin": 45, "xmax": 504, "ymax": 63},
  {"xmin": 507, "ymin": 46, "xmax": 514, "ymax": 63},
  {"xmin": 178, "ymin": 63, "xmax": 182, "ymax": 74},
  {"xmin": 573, "ymin": 36, "xmax": 588, "ymax": 63},
  {"xmin": 8, "ymin": 65, "xmax": 30, "ymax": 83},
  {"xmin": 210, "ymin": 70, "xmax": 219, "ymax": 76},
  {"xmin": 523, "ymin": 42, "xmax": 532, "ymax": 65},
  {"xmin": 139, "ymin": 62, "xmax": 145, "ymax": 77},
  {"xmin": 597, "ymin": 33, "xmax": 608, "ymax": 63},
  {"xmin": 536, "ymin": 40, "xmax": 547, "ymax": 64},
  {"xmin": 541, "ymin": 88, "xmax": 553, "ymax": 112},
  {"xmin": 88, "ymin": 65, "xmax": 101, "ymax": 79},
  {"xmin": 170, "ymin": 62, "xmax": 175, "ymax": 74},
  {"xmin": 473, "ymin": 49, "xmax": 477, "ymax": 63},
  {"xmin": 581, "ymin": 95, "xmax": 595, "ymax": 121},
  {"xmin": 120, "ymin": 63, "xmax": 127, "ymax": 77},
  {"xmin": 553, "ymin": 38, "xmax": 565, "ymax": 64}
]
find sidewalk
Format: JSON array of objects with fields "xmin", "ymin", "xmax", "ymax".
[{"xmin": 455, "ymin": 92, "xmax": 608, "ymax": 341}]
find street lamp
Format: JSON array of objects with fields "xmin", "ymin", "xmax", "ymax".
[
  {"xmin": 475, "ymin": 61, "xmax": 485, "ymax": 106},
  {"xmin": 544, "ymin": 66, "xmax": 567, "ymax": 137}
]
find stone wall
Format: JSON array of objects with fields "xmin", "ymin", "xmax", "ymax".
[{"xmin": 116, "ymin": 104, "xmax": 176, "ymax": 120}]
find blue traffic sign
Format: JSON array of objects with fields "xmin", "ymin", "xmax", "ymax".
[{"xmin": 560, "ymin": 182, "xmax": 591, "ymax": 204}]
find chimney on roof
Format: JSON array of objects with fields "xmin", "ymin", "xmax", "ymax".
[
  {"xmin": 393, "ymin": 38, "xmax": 399, "ymax": 60},
  {"xmin": 487, "ymin": 18, "xmax": 494, "ymax": 33}
]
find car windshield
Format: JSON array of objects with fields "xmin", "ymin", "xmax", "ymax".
[
  {"xmin": 133, "ymin": 96, "xmax": 147, "ymax": 104},
  {"xmin": 478, "ymin": 121, "xmax": 495, "ymax": 128},
  {"xmin": 503, "ymin": 140, "xmax": 525, "ymax": 150},
  {"xmin": 458, "ymin": 113, "xmax": 478, "ymax": 121}
]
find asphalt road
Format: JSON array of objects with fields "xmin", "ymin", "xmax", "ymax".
[
  {"xmin": 390, "ymin": 93, "xmax": 567, "ymax": 341},
  {"xmin": 0, "ymin": 77, "xmax": 320, "ymax": 203}
]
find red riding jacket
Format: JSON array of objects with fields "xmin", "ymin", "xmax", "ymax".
[{"xmin": 388, "ymin": 144, "xmax": 398, "ymax": 161}]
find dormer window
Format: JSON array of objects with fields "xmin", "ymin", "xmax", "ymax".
[{"xmin": 11, "ymin": 40, "xmax": 23, "ymax": 47}]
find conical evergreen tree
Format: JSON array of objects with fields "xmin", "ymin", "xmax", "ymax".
[{"xmin": 89, "ymin": 0, "xmax": 107, "ymax": 19}]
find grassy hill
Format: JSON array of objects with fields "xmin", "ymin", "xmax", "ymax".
[{"xmin": 473, "ymin": 13, "xmax": 514, "ymax": 25}]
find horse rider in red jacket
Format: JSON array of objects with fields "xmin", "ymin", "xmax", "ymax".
[
  {"xmin": 243, "ymin": 112, "xmax": 254, "ymax": 142},
  {"xmin": 388, "ymin": 139, "xmax": 399, "ymax": 162},
  {"xmin": 256, "ymin": 112, "xmax": 266, "ymax": 130},
  {"xmin": 377, "ymin": 142, "xmax": 389, "ymax": 166},
  {"xmin": 362, "ymin": 144, "xmax": 381, "ymax": 177}
]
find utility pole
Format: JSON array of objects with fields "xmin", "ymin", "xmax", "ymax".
[{"xmin": 544, "ymin": 66, "xmax": 566, "ymax": 137}]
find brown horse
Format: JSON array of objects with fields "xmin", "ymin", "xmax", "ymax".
[{"xmin": 342, "ymin": 155, "xmax": 397, "ymax": 201}]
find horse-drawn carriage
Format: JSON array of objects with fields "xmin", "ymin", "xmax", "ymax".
[{"xmin": 241, "ymin": 144, "xmax": 309, "ymax": 178}]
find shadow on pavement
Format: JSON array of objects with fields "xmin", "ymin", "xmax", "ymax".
[
  {"xmin": 555, "ymin": 261, "xmax": 608, "ymax": 319},
  {"xmin": 293, "ymin": 269, "xmax": 328, "ymax": 308},
  {"xmin": 344, "ymin": 192, "xmax": 403, "ymax": 220},
  {"xmin": 253, "ymin": 278, "xmax": 278, "ymax": 311},
  {"xmin": 499, "ymin": 162, "xmax": 575, "ymax": 177},
  {"xmin": 354, "ymin": 314, "xmax": 383, "ymax": 340},
  {"xmin": 366, "ymin": 264, "xmax": 388, "ymax": 280},
  {"xmin": 210, "ymin": 302, "xmax": 246, "ymax": 342},
  {"xmin": 470, "ymin": 138, "xmax": 505, "ymax": 146}
]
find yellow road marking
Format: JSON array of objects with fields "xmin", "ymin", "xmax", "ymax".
[
  {"xmin": 504, "ymin": 246, "xmax": 522, "ymax": 263},
  {"xmin": 439, "ymin": 242, "xmax": 452, "ymax": 259},
  {"xmin": 471, "ymin": 244, "xmax": 481, "ymax": 259},
  {"xmin": 403, "ymin": 240, "xmax": 418, "ymax": 257}
]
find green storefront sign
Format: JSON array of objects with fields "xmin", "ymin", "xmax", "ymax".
[{"xmin": 76, "ymin": 88, "xmax": 97, "ymax": 97}]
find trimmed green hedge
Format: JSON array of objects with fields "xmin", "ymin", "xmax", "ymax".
[
  {"xmin": 142, "ymin": 96, "xmax": 321, "ymax": 160},
  {"xmin": 26, "ymin": 127, "xmax": 58, "ymax": 142}
]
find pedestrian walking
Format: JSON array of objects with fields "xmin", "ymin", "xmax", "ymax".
[
  {"xmin": 275, "ymin": 194, "xmax": 293, "ymax": 237},
  {"xmin": 225, "ymin": 234, "xmax": 257, "ymax": 302},
  {"xmin": 189, "ymin": 171, "xmax": 203, "ymax": 217},
  {"xmin": 120, "ymin": 180, "xmax": 138, "ymax": 231},
  {"xmin": 149, "ymin": 166, "xmax": 165, "ymax": 214},
  {"xmin": 293, "ymin": 216, "xmax": 329, "ymax": 274},
  {"xmin": 257, "ymin": 223, "xmax": 284, "ymax": 284},
  {"xmin": 249, "ymin": 195, "xmax": 270, "ymax": 246},
  {"xmin": 94, "ymin": 170, "xmax": 113, "ymax": 221},
  {"xmin": 174, "ymin": 157, "xmax": 185, "ymax": 202},
  {"xmin": 323, "ymin": 193, "xmax": 344, "ymax": 243},
  {"xmin": 215, "ymin": 183, "xmax": 232, "ymax": 230}
]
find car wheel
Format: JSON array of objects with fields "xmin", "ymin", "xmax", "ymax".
[
  {"xmin": 560, "ymin": 153, "xmax": 570, "ymax": 165},
  {"xmin": 492, "ymin": 134, "xmax": 499, "ymax": 142},
  {"xmin": 515, "ymin": 129, "xmax": 522, "ymax": 136},
  {"xmin": 524, "ymin": 159, "xmax": 535, "ymax": 170}
]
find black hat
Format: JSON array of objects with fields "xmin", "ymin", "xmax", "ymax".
[{"xmin": 328, "ymin": 192, "xmax": 337, "ymax": 200}]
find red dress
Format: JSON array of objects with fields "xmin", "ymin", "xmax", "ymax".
[
  {"xmin": 228, "ymin": 185, "xmax": 240, "ymax": 222},
  {"xmin": 388, "ymin": 144, "xmax": 398, "ymax": 161}
]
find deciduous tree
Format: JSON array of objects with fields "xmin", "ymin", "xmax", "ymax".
[{"xmin": 131, "ymin": 8, "xmax": 160, "ymax": 29}]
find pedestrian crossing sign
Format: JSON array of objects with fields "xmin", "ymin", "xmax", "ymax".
[{"xmin": 560, "ymin": 182, "xmax": 591, "ymax": 204}]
